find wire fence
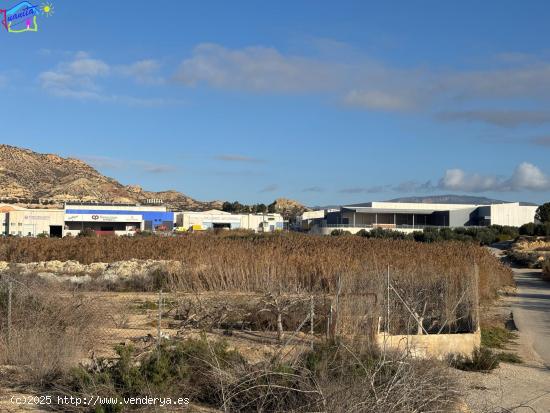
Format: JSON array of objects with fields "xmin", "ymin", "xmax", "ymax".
[{"xmin": 0, "ymin": 262, "xmax": 480, "ymax": 383}]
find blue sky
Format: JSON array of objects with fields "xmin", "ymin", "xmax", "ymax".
[{"xmin": 1, "ymin": 1, "xmax": 550, "ymax": 205}]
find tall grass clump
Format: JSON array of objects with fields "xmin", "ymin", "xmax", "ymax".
[
  {"xmin": 0, "ymin": 234, "xmax": 512, "ymax": 339},
  {"xmin": 0, "ymin": 274, "xmax": 103, "ymax": 384},
  {"xmin": 0, "ymin": 233, "xmax": 512, "ymax": 300}
]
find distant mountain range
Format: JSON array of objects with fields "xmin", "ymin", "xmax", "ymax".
[{"xmin": 387, "ymin": 195, "xmax": 538, "ymax": 206}]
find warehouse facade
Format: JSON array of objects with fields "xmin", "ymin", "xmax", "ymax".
[
  {"xmin": 63, "ymin": 203, "xmax": 174, "ymax": 236},
  {"xmin": 0, "ymin": 204, "xmax": 65, "ymax": 237},
  {"xmin": 175, "ymin": 210, "xmax": 285, "ymax": 232},
  {"xmin": 308, "ymin": 201, "xmax": 538, "ymax": 235}
]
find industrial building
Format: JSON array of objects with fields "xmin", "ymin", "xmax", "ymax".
[
  {"xmin": 0, "ymin": 204, "xmax": 64, "ymax": 237},
  {"xmin": 0, "ymin": 202, "xmax": 285, "ymax": 237},
  {"xmin": 307, "ymin": 201, "xmax": 538, "ymax": 235},
  {"xmin": 175, "ymin": 210, "xmax": 285, "ymax": 232},
  {"xmin": 63, "ymin": 203, "xmax": 174, "ymax": 236}
]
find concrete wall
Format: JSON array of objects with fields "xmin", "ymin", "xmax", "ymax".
[
  {"xmin": 448, "ymin": 207, "xmax": 478, "ymax": 227},
  {"xmin": 376, "ymin": 330, "xmax": 481, "ymax": 360},
  {"xmin": 490, "ymin": 203, "xmax": 537, "ymax": 226}
]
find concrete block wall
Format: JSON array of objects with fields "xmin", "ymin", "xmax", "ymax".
[{"xmin": 376, "ymin": 330, "xmax": 481, "ymax": 360}]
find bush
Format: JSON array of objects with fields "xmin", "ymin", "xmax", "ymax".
[
  {"xmin": 63, "ymin": 339, "xmax": 458, "ymax": 412},
  {"xmin": 77, "ymin": 228, "xmax": 97, "ymax": 237},
  {"xmin": 520, "ymin": 222, "xmax": 550, "ymax": 236},
  {"xmin": 497, "ymin": 352, "xmax": 522, "ymax": 364},
  {"xmin": 356, "ymin": 227, "xmax": 411, "ymax": 240},
  {"xmin": 542, "ymin": 258, "xmax": 550, "ymax": 281},
  {"xmin": 68, "ymin": 335, "xmax": 244, "ymax": 408},
  {"xmin": 330, "ymin": 229, "xmax": 351, "ymax": 236},
  {"xmin": 481, "ymin": 326, "xmax": 517, "ymax": 349},
  {"xmin": 450, "ymin": 347, "xmax": 499, "ymax": 372}
]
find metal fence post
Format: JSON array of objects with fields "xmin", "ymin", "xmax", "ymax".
[
  {"xmin": 7, "ymin": 281, "xmax": 12, "ymax": 362},
  {"xmin": 310, "ymin": 295, "xmax": 314, "ymax": 349},
  {"xmin": 157, "ymin": 289, "xmax": 162, "ymax": 358}
]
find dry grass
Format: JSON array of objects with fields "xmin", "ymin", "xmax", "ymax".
[
  {"xmin": 0, "ymin": 233, "xmax": 512, "ymax": 299},
  {"xmin": 0, "ymin": 234, "xmax": 512, "ymax": 339},
  {"xmin": 0, "ymin": 275, "xmax": 104, "ymax": 384}
]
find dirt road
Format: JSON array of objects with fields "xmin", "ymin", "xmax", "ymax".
[
  {"xmin": 510, "ymin": 266, "xmax": 550, "ymax": 368},
  {"xmin": 462, "ymin": 247, "xmax": 550, "ymax": 412}
]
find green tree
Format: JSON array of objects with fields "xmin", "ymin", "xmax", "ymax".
[{"xmin": 535, "ymin": 202, "xmax": 550, "ymax": 223}]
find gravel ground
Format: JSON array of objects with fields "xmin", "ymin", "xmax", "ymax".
[{"xmin": 458, "ymin": 247, "xmax": 550, "ymax": 413}]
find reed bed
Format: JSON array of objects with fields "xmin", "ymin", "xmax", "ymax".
[{"xmin": 0, "ymin": 233, "xmax": 511, "ymax": 300}]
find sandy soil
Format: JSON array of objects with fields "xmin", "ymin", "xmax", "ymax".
[{"xmin": 458, "ymin": 248, "xmax": 550, "ymax": 412}]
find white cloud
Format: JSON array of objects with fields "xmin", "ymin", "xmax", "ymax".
[
  {"xmin": 67, "ymin": 52, "xmax": 110, "ymax": 76},
  {"xmin": 507, "ymin": 162, "xmax": 550, "ymax": 190},
  {"xmin": 38, "ymin": 52, "xmax": 175, "ymax": 106},
  {"xmin": 175, "ymin": 43, "xmax": 341, "ymax": 93},
  {"xmin": 437, "ymin": 110, "xmax": 550, "ymax": 127},
  {"xmin": 214, "ymin": 154, "xmax": 264, "ymax": 163},
  {"xmin": 438, "ymin": 162, "xmax": 550, "ymax": 192},
  {"xmin": 439, "ymin": 169, "xmax": 500, "ymax": 192},
  {"xmin": 344, "ymin": 90, "xmax": 415, "ymax": 111},
  {"xmin": 341, "ymin": 163, "xmax": 550, "ymax": 195},
  {"xmin": 117, "ymin": 59, "xmax": 163, "ymax": 84},
  {"xmin": 172, "ymin": 44, "xmax": 550, "ymax": 116}
]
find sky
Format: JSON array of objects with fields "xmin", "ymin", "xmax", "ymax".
[{"xmin": 1, "ymin": 1, "xmax": 550, "ymax": 205}]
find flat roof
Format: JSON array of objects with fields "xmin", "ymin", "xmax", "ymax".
[{"xmin": 342, "ymin": 206, "xmax": 439, "ymax": 214}]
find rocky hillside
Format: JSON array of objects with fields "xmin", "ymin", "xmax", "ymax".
[
  {"xmin": 271, "ymin": 198, "xmax": 308, "ymax": 219},
  {"xmin": 0, "ymin": 145, "xmax": 221, "ymax": 210}
]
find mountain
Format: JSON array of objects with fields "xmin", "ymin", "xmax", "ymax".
[
  {"xmin": 387, "ymin": 194, "xmax": 537, "ymax": 206},
  {"xmin": 0, "ymin": 145, "xmax": 222, "ymax": 210},
  {"xmin": 270, "ymin": 198, "xmax": 308, "ymax": 219}
]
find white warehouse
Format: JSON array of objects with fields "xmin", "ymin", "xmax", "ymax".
[
  {"xmin": 307, "ymin": 201, "xmax": 538, "ymax": 235},
  {"xmin": 175, "ymin": 210, "xmax": 285, "ymax": 232}
]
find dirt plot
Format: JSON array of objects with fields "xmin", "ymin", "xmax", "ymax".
[{"xmin": 0, "ymin": 236, "xmax": 515, "ymax": 412}]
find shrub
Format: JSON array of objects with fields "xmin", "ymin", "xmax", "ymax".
[
  {"xmin": 481, "ymin": 326, "xmax": 517, "ymax": 349},
  {"xmin": 542, "ymin": 258, "xmax": 550, "ymax": 281},
  {"xmin": 330, "ymin": 229, "xmax": 350, "ymax": 236},
  {"xmin": 450, "ymin": 347, "xmax": 499, "ymax": 372},
  {"xmin": 535, "ymin": 202, "xmax": 550, "ymax": 223},
  {"xmin": 78, "ymin": 228, "xmax": 96, "ymax": 237},
  {"xmin": 497, "ymin": 352, "xmax": 522, "ymax": 364},
  {"xmin": 520, "ymin": 222, "xmax": 550, "ymax": 236},
  {"xmin": 64, "ymin": 338, "xmax": 458, "ymax": 412}
]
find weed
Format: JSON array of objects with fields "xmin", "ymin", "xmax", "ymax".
[{"xmin": 481, "ymin": 326, "xmax": 517, "ymax": 349}]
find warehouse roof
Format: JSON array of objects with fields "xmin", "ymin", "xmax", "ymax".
[{"xmin": 341, "ymin": 206, "xmax": 439, "ymax": 215}]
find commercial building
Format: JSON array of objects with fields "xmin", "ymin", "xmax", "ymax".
[
  {"xmin": 63, "ymin": 203, "xmax": 174, "ymax": 236},
  {"xmin": 307, "ymin": 201, "xmax": 538, "ymax": 235},
  {"xmin": 175, "ymin": 210, "xmax": 285, "ymax": 232},
  {"xmin": 0, "ymin": 204, "xmax": 64, "ymax": 237}
]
